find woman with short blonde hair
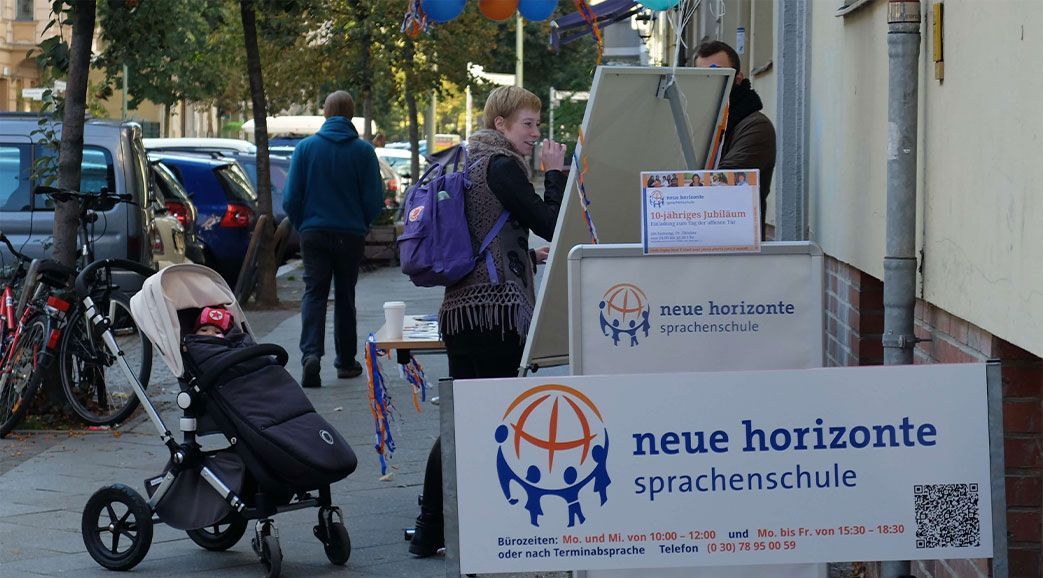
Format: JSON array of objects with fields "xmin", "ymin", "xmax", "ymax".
[{"xmin": 409, "ymin": 85, "xmax": 568, "ymax": 557}]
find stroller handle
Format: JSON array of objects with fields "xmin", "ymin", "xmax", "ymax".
[
  {"xmin": 75, "ymin": 258, "xmax": 156, "ymax": 297},
  {"xmin": 195, "ymin": 344, "xmax": 289, "ymax": 392}
]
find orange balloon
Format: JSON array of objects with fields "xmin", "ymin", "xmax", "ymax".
[{"xmin": 479, "ymin": 0, "xmax": 519, "ymax": 21}]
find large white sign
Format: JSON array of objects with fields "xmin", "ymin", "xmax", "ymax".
[
  {"xmin": 640, "ymin": 170, "xmax": 760, "ymax": 254},
  {"xmin": 452, "ymin": 365, "xmax": 993, "ymax": 574},
  {"xmin": 569, "ymin": 244, "xmax": 823, "ymax": 375}
]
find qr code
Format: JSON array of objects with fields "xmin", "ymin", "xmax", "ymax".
[{"xmin": 914, "ymin": 483, "xmax": 981, "ymax": 548}]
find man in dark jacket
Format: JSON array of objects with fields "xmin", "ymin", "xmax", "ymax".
[
  {"xmin": 283, "ymin": 90, "xmax": 384, "ymax": 387},
  {"xmin": 694, "ymin": 41, "xmax": 777, "ymax": 237}
]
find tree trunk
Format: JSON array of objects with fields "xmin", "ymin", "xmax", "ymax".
[
  {"xmin": 352, "ymin": 1, "xmax": 373, "ymax": 142},
  {"xmin": 404, "ymin": 38, "xmax": 420, "ymax": 179},
  {"xmin": 53, "ymin": 0, "xmax": 96, "ymax": 269},
  {"xmin": 45, "ymin": 0, "xmax": 96, "ymax": 412},
  {"xmin": 240, "ymin": 0, "xmax": 278, "ymax": 307}
]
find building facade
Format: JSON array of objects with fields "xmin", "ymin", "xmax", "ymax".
[
  {"xmin": 0, "ymin": 0, "xmax": 45, "ymax": 111},
  {"xmin": 649, "ymin": 0, "xmax": 1042, "ymax": 576}
]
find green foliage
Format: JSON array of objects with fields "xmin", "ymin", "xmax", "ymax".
[{"xmin": 96, "ymin": 0, "xmax": 241, "ymax": 109}]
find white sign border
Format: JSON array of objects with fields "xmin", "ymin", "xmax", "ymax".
[
  {"xmin": 440, "ymin": 363, "xmax": 1007, "ymax": 576},
  {"xmin": 567, "ymin": 242, "xmax": 825, "ymax": 376}
]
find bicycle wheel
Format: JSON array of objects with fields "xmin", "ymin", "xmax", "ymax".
[
  {"xmin": 0, "ymin": 317, "xmax": 47, "ymax": 437},
  {"xmin": 59, "ymin": 292, "xmax": 152, "ymax": 426}
]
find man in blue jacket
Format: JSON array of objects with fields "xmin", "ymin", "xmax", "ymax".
[{"xmin": 283, "ymin": 90, "xmax": 384, "ymax": 387}]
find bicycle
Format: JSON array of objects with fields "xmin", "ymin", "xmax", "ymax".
[
  {"xmin": 0, "ymin": 236, "xmax": 77, "ymax": 437},
  {"xmin": 34, "ymin": 186, "xmax": 154, "ymax": 426}
]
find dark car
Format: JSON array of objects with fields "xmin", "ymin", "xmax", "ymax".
[
  {"xmin": 0, "ymin": 114, "xmax": 155, "ymax": 280},
  {"xmin": 149, "ymin": 152, "xmax": 257, "ymax": 282},
  {"xmin": 148, "ymin": 160, "xmax": 205, "ymax": 264}
]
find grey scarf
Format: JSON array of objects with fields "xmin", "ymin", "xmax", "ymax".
[{"xmin": 439, "ymin": 129, "xmax": 535, "ymax": 338}]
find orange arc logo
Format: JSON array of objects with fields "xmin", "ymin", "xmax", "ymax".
[
  {"xmin": 603, "ymin": 283, "xmax": 647, "ymax": 322},
  {"xmin": 503, "ymin": 384, "xmax": 603, "ymax": 473}
]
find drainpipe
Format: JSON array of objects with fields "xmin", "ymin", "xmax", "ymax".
[{"xmin": 882, "ymin": 0, "xmax": 921, "ymax": 574}]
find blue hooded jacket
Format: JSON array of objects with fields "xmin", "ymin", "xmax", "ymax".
[{"xmin": 282, "ymin": 116, "xmax": 384, "ymax": 236}]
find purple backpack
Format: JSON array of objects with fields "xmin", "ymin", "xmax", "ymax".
[{"xmin": 398, "ymin": 146, "xmax": 509, "ymax": 288}]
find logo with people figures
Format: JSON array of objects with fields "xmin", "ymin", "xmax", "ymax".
[
  {"xmin": 647, "ymin": 189, "xmax": 664, "ymax": 208},
  {"xmin": 496, "ymin": 384, "xmax": 611, "ymax": 528},
  {"xmin": 598, "ymin": 283, "xmax": 651, "ymax": 347}
]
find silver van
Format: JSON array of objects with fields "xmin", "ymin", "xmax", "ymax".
[{"xmin": 0, "ymin": 114, "xmax": 154, "ymax": 271}]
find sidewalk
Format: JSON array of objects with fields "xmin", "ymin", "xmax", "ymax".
[{"xmin": 0, "ymin": 265, "xmax": 459, "ymax": 577}]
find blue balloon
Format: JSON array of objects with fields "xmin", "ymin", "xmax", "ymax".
[
  {"xmin": 518, "ymin": 0, "xmax": 556, "ymax": 21},
  {"xmin": 421, "ymin": 0, "xmax": 467, "ymax": 23},
  {"xmin": 640, "ymin": 0, "xmax": 681, "ymax": 10}
]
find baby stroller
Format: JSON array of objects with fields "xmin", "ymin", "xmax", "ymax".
[{"xmin": 80, "ymin": 264, "xmax": 357, "ymax": 578}]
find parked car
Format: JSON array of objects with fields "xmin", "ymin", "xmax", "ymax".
[
  {"xmin": 143, "ymin": 137, "xmax": 257, "ymax": 155},
  {"xmin": 147, "ymin": 195, "xmax": 189, "ymax": 269},
  {"xmin": 376, "ymin": 147, "xmax": 427, "ymax": 189},
  {"xmin": 0, "ymin": 114, "xmax": 154, "ymax": 282},
  {"xmin": 143, "ymin": 140, "xmax": 298, "ymax": 258},
  {"xmin": 148, "ymin": 160, "xmax": 205, "ymax": 264},
  {"xmin": 148, "ymin": 152, "xmax": 257, "ymax": 283}
]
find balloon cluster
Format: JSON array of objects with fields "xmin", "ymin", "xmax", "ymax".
[{"xmin": 419, "ymin": 0, "xmax": 558, "ymax": 23}]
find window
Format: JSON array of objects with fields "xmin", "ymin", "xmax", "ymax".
[
  {"xmin": 23, "ymin": 146, "xmax": 116, "ymax": 211},
  {"xmin": 750, "ymin": 0, "xmax": 774, "ymax": 76},
  {"xmin": 16, "ymin": 0, "xmax": 34, "ymax": 21},
  {"xmin": 0, "ymin": 145, "xmax": 32, "ymax": 211},
  {"xmin": 215, "ymin": 164, "xmax": 257, "ymax": 204}
]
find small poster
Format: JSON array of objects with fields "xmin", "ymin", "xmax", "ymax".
[{"xmin": 640, "ymin": 170, "xmax": 760, "ymax": 254}]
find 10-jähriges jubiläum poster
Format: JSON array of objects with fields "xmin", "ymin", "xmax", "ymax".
[{"xmin": 641, "ymin": 170, "xmax": 760, "ymax": 254}]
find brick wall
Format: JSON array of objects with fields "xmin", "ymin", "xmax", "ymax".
[{"xmin": 824, "ymin": 255, "xmax": 1043, "ymax": 578}]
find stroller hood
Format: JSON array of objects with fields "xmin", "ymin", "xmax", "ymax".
[{"xmin": 130, "ymin": 264, "xmax": 251, "ymax": 377}]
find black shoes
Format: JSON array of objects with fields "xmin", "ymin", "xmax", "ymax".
[
  {"xmin": 337, "ymin": 361, "xmax": 364, "ymax": 379},
  {"xmin": 409, "ymin": 513, "xmax": 444, "ymax": 558},
  {"xmin": 301, "ymin": 356, "xmax": 321, "ymax": 388}
]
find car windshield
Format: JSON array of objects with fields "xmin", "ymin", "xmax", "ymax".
[
  {"xmin": 236, "ymin": 156, "xmax": 288, "ymax": 196},
  {"xmin": 215, "ymin": 163, "xmax": 257, "ymax": 204}
]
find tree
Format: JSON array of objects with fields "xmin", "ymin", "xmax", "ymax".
[
  {"xmin": 96, "ymin": 0, "xmax": 240, "ymax": 129},
  {"xmin": 240, "ymin": 0, "xmax": 278, "ymax": 306}
]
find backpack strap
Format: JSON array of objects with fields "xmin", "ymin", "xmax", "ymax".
[
  {"xmin": 478, "ymin": 210, "xmax": 511, "ymax": 285},
  {"xmin": 450, "ymin": 145, "xmax": 468, "ymax": 173},
  {"xmin": 415, "ymin": 161, "xmax": 443, "ymax": 186}
]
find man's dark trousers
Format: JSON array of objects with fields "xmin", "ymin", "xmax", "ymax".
[{"xmin": 299, "ymin": 229, "xmax": 366, "ymax": 369}]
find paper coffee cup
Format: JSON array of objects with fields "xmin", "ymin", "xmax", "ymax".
[{"xmin": 383, "ymin": 301, "xmax": 406, "ymax": 340}]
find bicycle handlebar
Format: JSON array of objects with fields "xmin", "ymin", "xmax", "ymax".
[
  {"xmin": 0, "ymin": 233, "xmax": 31, "ymax": 264},
  {"xmin": 75, "ymin": 258, "xmax": 156, "ymax": 298},
  {"xmin": 34, "ymin": 185, "xmax": 134, "ymax": 209}
]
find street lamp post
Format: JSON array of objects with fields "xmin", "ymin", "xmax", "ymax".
[{"xmin": 516, "ymin": 13, "xmax": 524, "ymax": 87}]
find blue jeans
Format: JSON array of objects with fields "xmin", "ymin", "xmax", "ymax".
[{"xmin": 299, "ymin": 229, "xmax": 365, "ymax": 369}]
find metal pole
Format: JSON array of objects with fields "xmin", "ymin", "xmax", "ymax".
[
  {"xmin": 882, "ymin": 1, "xmax": 921, "ymax": 575},
  {"xmin": 516, "ymin": 13, "xmax": 524, "ymax": 87},
  {"xmin": 427, "ymin": 91, "xmax": 436, "ymax": 154},
  {"xmin": 774, "ymin": 0, "xmax": 810, "ymax": 241},
  {"xmin": 121, "ymin": 63, "xmax": 128, "ymax": 121},
  {"xmin": 465, "ymin": 85, "xmax": 472, "ymax": 139},
  {"xmin": 548, "ymin": 87, "xmax": 555, "ymax": 142}
]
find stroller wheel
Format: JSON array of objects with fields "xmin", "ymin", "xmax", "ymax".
[
  {"xmin": 324, "ymin": 522, "xmax": 351, "ymax": 565},
  {"xmin": 259, "ymin": 533, "xmax": 282, "ymax": 578},
  {"xmin": 186, "ymin": 512, "xmax": 248, "ymax": 551},
  {"xmin": 81, "ymin": 484, "xmax": 153, "ymax": 571},
  {"xmin": 314, "ymin": 506, "xmax": 351, "ymax": 564}
]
